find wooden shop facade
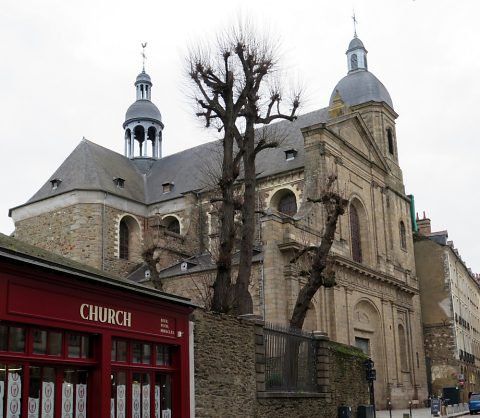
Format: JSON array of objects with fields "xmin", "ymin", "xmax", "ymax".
[{"xmin": 0, "ymin": 234, "xmax": 194, "ymax": 418}]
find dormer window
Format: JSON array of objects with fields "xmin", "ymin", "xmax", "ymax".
[
  {"xmin": 162, "ymin": 182, "xmax": 174, "ymax": 194},
  {"xmin": 285, "ymin": 149, "xmax": 298, "ymax": 161},
  {"xmin": 50, "ymin": 178, "xmax": 62, "ymax": 190},
  {"xmin": 113, "ymin": 177, "xmax": 125, "ymax": 188}
]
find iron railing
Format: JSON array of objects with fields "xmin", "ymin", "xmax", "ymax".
[{"xmin": 264, "ymin": 323, "xmax": 317, "ymax": 392}]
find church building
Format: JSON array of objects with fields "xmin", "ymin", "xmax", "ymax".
[{"xmin": 9, "ymin": 34, "xmax": 428, "ymax": 408}]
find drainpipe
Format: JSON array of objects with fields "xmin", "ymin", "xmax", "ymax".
[
  {"xmin": 102, "ymin": 192, "xmax": 107, "ymax": 271},
  {"xmin": 408, "ymin": 194, "xmax": 418, "ymax": 232}
]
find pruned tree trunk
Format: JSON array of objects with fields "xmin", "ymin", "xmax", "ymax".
[
  {"xmin": 235, "ymin": 121, "xmax": 255, "ymax": 314},
  {"xmin": 289, "ymin": 181, "xmax": 348, "ymax": 329},
  {"xmin": 188, "ymin": 22, "xmax": 300, "ymax": 314}
]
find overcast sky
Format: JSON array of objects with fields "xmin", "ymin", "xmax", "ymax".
[{"xmin": 1, "ymin": 0, "xmax": 479, "ymax": 272}]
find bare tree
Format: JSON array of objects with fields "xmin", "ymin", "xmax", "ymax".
[
  {"xmin": 289, "ymin": 174, "xmax": 348, "ymax": 329},
  {"xmin": 188, "ymin": 22, "xmax": 300, "ymax": 314}
]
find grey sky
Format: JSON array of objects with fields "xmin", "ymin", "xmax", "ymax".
[{"xmin": 1, "ymin": 0, "xmax": 478, "ymax": 272}]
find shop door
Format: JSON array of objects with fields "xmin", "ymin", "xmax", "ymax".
[{"xmin": 0, "ymin": 363, "xmax": 90, "ymax": 418}]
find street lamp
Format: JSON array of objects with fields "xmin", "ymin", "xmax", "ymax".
[{"xmin": 364, "ymin": 358, "xmax": 376, "ymax": 418}]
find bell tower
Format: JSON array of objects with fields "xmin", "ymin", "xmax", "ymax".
[{"xmin": 123, "ymin": 44, "xmax": 164, "ymax": 159}]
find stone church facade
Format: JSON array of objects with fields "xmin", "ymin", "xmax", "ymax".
[{"xmin": 10, "ymin": 35, "xmax": 427, "ymax": 408}]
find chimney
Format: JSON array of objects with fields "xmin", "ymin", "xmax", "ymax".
[{"xmin": 416, "ymin": 211, "xmax": 431, "ymax": 236}]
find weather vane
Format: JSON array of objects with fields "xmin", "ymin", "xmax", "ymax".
[
  {"xmin": 141, "ymin": 42, "xmax": 148, "ymax": 72},
  {"xmin": 352, "ymin": 12, "xmax": 358, "ymax": 38}
]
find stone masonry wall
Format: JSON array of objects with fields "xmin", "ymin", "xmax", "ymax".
[
  {"xmin": 193, "ymin": 309, "xmax": 369, "ymax": 418},
  {"xmin": 193, "ymin": 310, "xmax": 258, "ymax": 417},
  {"xmin": 423, "ymin": 322, "xmax": 459, "ymax": 395},
  {"xmin": 14, "ymin": 203, "xmax": 103, "ymax": 269}
]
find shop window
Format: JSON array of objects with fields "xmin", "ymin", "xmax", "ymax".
[
  {"xmin": 32, "ymin": 329, "xmax": 62, "ymax": 356},
  {"xmin": 132, "ymin": 342, "xmax": 152, "ymax": 364},
  {"xmin": 156, "ymin": 345, "xmax": 172, "ymax": 366},
  {"xmin": 111, "ymin": 339, "xmax": 128, "ymax": 362},
  {"xmin": 29, "ymin": 366, "xmax": 56, "ymax": 416},
  {"xmin": 0, "ymin": 364, "xmax": 23, "ymax": 415},
  {"xmin": 111, "ymin": 371, "xmax": 127, "ymax": 417},
  {"xmin": 8, "ymin": 326, "xmax": 25, "ymax": 353},
  {"xmin": 33, "ymin": 329, "xmax": 47, "ymax": 354},
  {"xmin": 63, "ymin": 368, "xmax": 89, "ymax": 415},
  {"xmin": 67, "ymin": 334, "xmax": 92, "ymax": 359},
  {"xmin": 110, "ymin": 340, "xmax": 175, "ymax": 418},
  {"xmin": 132, "ymin": 372, "xmax": 151, "ymax": 416},
  {"xmin": 0, "ymin": 324, "xmax": 7, "ymax": 351}
]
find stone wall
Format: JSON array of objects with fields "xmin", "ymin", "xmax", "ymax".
[
  {"xmin": 193, "ymin": 309, "xmax": 369, "ymax": 418},
  {"xmin": 14, "ymin": 203, "xmax": 104, "ymax": 269},
  {"xmin": 193, "ymin": 310, "xmax": 258, "ymax": 417}
]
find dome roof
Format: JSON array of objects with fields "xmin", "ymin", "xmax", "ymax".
[
  {"xmin": 329, "ymin": 70, "xmax": 393, "ymax": 109},
  {"xmin": 135, "ymin": 71, "xmax": 152, "ymax": 84},
  {"xmin": 347, "ymin": 37, "xmax": 365, "ymax": 52},
  {"xmin": 124, "ymin": 100, "xmax": 162, "ymax": 124}
]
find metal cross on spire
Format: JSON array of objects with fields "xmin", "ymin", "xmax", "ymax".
[
  {"xmin": 352, "ymin": 12, "xmax": 358, "ymax": 38},
  {"xmin": 141, "ymin": 42, "xmax": 148, "ymax": 72}
]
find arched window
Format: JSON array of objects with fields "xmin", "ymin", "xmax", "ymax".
[
  {"xmin": 387, "ymin": 128, "xmax": 394, "ymax": 155},
  {"xmin": 278, "ymin": 192, "xmax": 297, "ymax": 216},
  {"xmin": 400, "ymin": 221, "xmax": 407, "ymax": 250},
  {"xmin": 398, "ymin": 324, "xmax": 408, "ymax": 370},
  {"xmin": 119, "ymin": 220, "xmax": 129, "ymax": 260},
  {"xmin": 164, "ymin": 216, "xmax": 180, "ymax": 234},
  {"xmin": 350, "ymin": 204, "xmax": 362, "ymax": 263},
  {"xmin": 351, "ymin": 53, "xmax": 358, "ymax": 70}
]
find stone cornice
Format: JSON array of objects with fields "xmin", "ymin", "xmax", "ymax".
[{"xmin": 333, "ymin": 254, "xmax": 418, "ymax": 296}]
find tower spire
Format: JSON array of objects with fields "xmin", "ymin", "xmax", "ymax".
[
  {"xmin": 141, "ymin": 42, "xmax": 147, "ymax": 73},
  {"xmin": 352, "ymin": 11, "xmax": 358, "ymax": 38}
]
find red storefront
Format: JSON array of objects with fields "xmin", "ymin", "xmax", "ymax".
[{"xmin": 0, "ymin": 234, "xmax": 194, "ymax": 418}]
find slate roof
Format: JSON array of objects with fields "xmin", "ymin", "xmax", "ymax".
[
  {"xmin": 330, "ymin": 70, "xmax": 393, "ymax": 109},
  {"xmin": 347, "ymin": 37, "xmax": 366, "ymax": 52},
  {"xmin": 0, "ymin": 233, "xmax": 195, "ymax": 307},
  {"xmin": 17, "ymin": 107, "xmax": 329, "ymax": 209},
  {"xmin": 125, "ymin": 99, "xmax": 162, "ymax": 124},
  {"xmin": 25, "ymin": 139, "xmax": 147, "ymax": 204},
  {"xmin": 128, "ymin": 249, "xmax": 264, "ymax": 283}
]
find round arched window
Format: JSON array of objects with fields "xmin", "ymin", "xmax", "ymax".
[
  {"xmin": 278, "ymin": 192, "xmax": 297, "ymax": 216},
  {"xmin": 118, "ymin": 215, "xmax": 141, "ymax": 261},
  {"xmin": 164, "ymin": 216, "xmax": 180, "ymax": 234},
  {"xmin": 119, "ymin": 219, "xmax": 129, "ymax": 260},
  {"xmin": 350, "ymin": 204, "xmax": 362, "ymax": 263}
]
